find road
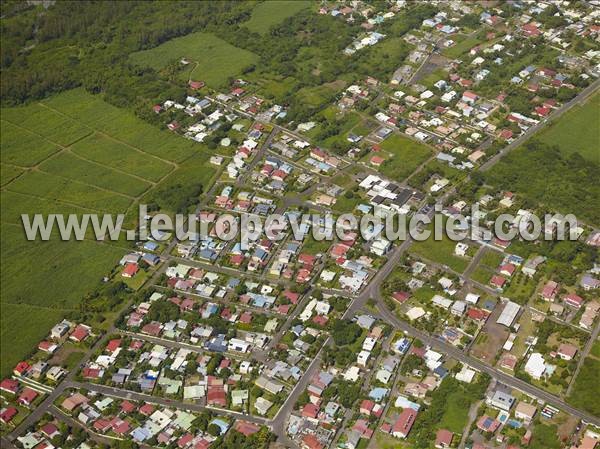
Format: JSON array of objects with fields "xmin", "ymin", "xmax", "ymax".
[{"xmin": 373, "ymin": 300, "xmax": 600, "ymax": 427}]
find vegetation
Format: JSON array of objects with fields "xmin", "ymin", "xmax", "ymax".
[
  {"xmin": 568, "ymin": 357, "xmax": 600, "ymax": 417},
  {"xmin": 244, "ymin": 1, "xmax": 311, "ymax": 35},
  {"xmin": 537, "ymin": 92, "xmax": 600, "ymax": 163},
  {"xmin": 130, "ymin": 32, "xmax": 258, "ymax": 88},
  {"xmin": 484, "ymin": 140, "xmax": 600, "ymax": 224}
]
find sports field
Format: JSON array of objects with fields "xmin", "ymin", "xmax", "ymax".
[
  {"xmin": 244, "ymin": 1, "xmax": 311, "ymax": 34},
  {"xmin": 129, "ymin": 32, "xmax": 258, "ymax": 88},
  {"xmin": 537, "ymin": 92, "xmax": 600, "ymax": 163},
  {"xmin": 0, "ymin": 88, "xmax": 217, "ymax": 376}
]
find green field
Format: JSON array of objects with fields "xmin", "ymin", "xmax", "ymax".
[
  {"xmin": 410, "ymin": 225, "xmax": 470, "ymax": 274},
  {"xmin": 130, "ymin": 32, "xmax": 258, "ymax": 88},
  {"xmin": 0, "ymin": 303, "xmax": 65, "ymax": 379},
  {"xmin": 0, "ymin": 121, "xmax": 65, "ymax": 167},
  {"xmin": 568, "ymin": 356, "xmax": 600, "ymax": 417},
  {"xmin": 0, "ymin": 223, "xmax": 126, "ymax": 376},
  {"xmin": 70, "ymin": 133, "xmax": 173, "ymax": 182},
  {"xmin": 245, "ymin": 1, "xmax": 311, "ymax": 34},
  {"xmin": 0, "ymin": 89, "xmax": 217, "ymax": 377},
  {"xmin": 0, "ymin": 164, "xmax": 23, "ymax": 186},
  {"xmin": 537, "ymin": 93, "xmax": 600, "ymax": 163},
  {"xmin": 376, "ymin": 134, "xmax": 433, "ymax": 181},
  {"xmin": 442, "ymin": 33, "xmax": 482, "ymax": 59}
]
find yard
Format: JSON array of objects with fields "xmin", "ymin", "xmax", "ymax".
[
  {"xmin": 409, "ymin": 228, "xmax": 470, "ymax": 274},
  {"xmin": 129, "ymin": 32, "xmax": 258, "ymax": 88}
]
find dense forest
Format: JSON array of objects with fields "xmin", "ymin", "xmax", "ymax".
[{"xmin": 1, "ymin": 1, "xmax": 436, "ymax": 122}]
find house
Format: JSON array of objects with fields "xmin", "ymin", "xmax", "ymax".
[
  {"xmin": 524, "ymin": 353, "xmax": 546, "ymax": 380},
  {"xmin": 0, "ymin": 379, "xmax": 18, "ymax": 394},
  {"xmin": 435, "ymin": 429, "xmax": 453, "ymax": 448},
  {"xmin": 564, "ymin": 293, "xmax": 583, "ymax": 309},
  {"xmin": 515, "ymin": 402, "xmax": 537, "ymax": 423},
  {"xmin": 489, "ymin": 390, "xmax": 515, "ymax": 411},
  {"xmin": 541, "ymin": 281, "xmax": 559, "ymax": 301},
  {"xmin": 122, "ymin": 263, "xmax": 139, "ymax": 278},
  {"xmin": 392, "ymin": 408, "xmax": 417, "ymax": 439},
  {"xmin": 557, "ymin": 343, "xmax": 577, "ymax": 361},
  {"xmin": 18, "ymin": 387, "xmax": 39, "ymax": 406},
  {"xmin": 70, "ymin": 324, "xmax": 90, "ymax": 342}
]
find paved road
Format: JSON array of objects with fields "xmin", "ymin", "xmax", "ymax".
[{"xmin": 373, "ymin": 300, "xmax": 600, "ymax": 427}]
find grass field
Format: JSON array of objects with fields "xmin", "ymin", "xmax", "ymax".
[
  {"xmin": 129, "ymin": 32, "xmax": 258, "ymax": 88},
  {"xmin": 410, "ymin": 226, "xmax": 470, "ymax": 274},
  {"xmin": 245, "ymin": 1, "xmax": 311, "ymax": 34},
  {"xmin": 568, "ymin": 352, "xmax": 600, "ymax": 416},
  {"xmin": 442, "ymin": 33, "xmax": 482, "ymax": 59},
  {"xmin": 0, "ymin": 121, "xmax": 64, "ymax": 167},
  {"xmin": 376, "ymin": 134, "xmax": 433, "ymax": 181},
  {"xmin": 0, "ymin": 164, "xmax": 23, "ymax": 186},
  {"xmin": 537, "ymin": 92, "xmax": 600, "ymax": 163}
]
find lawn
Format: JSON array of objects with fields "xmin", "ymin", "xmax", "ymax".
[
  {"xmin": 245, "ymin": 1, "xmax": 311, "ymax": 34},
  {"xmin": 438, "ymin": 390, "xmax": 470, "ymax": 433},
  {"xmin": 129, "ymin": 32, "xmax": 258, "ymax": 88},
  {"xmin": 376, "ymin": 134, "xmax": 432, "ymax": 181},
  {"xmin": 537, "ymin": 92, "xmax": 600, "ymax": 163}
]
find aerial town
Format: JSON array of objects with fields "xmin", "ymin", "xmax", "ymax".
[{"xmin": 1, "ymin": 1, "xmax": 599, "ymax": 449}]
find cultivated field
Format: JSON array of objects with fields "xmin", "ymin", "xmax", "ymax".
[
  {"xmin": 129, "ymin": 32, "xmax": 258, "ymax": 88},
  {"xmin": 244, "ymin": 0, "xmax": 311, "ymax": 34},
  {"xmin": 0, "ymin": 88, "xmax": 217, "ymax": 376}
]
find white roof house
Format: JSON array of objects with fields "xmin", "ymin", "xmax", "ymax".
[
  {"xmin": 524, "ymin": 353, "xmax": 546, "ymax": 380},
  {"xmin": 496, "ymin": 301, "xmax": 520, "ymax": 327}
]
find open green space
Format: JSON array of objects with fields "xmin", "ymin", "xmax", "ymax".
[
  {"xmin": 42, "ymin": 89, "xmax": 197, "ymax": 163},
  {"xmin": 1, "ymin": 102, "xmax": 92, "ymax": 147},
  {"xmin": 130, "ymin": 32, "xmax": 258, "ymax": 88},
  {"xmin": 40, "ymin": 152, "xmax": 150, "ymax": 198},
  {"xmin": 0, "ymin": 222, "xmax": 126, "ymax": 377},
  {"xmin": 568, "ymin": 357, "xmax": 600, "ymax": 417},
  {"xmin": 6, "ymin": 170, "xmax": 133, "ymax": 213},
  {"xmin": 410, "ymin": 223, "xmax": 470, "ymax": 274},
  {"xmin": 0, "ymin": 303, "xmax": 65, "ymax": 379},
  {"xmin": 377, "ymin": 134, "xmax": 433, "ymax": 181},
  {"xmin": 70, "ymin": 132, "xmax": 173, "ymax": 182},
  {"xmin": 0, "ymin": 164, "xmax": 23, "ymax": 187},
  {"xmin": 442, "ymin": 33, "xmax": 483, "ymax": 59},
  {"xmin": 244, "ymin": 1, "xmax": 311, "ymax": 34},
  {"xmin": 484, "ymin": 140, "xmax": 600, "ymax": 224},
  {"xmin": 0, "ymin": 121, "xmax": 63, "ymax": 167},
  {"xmin": 537, "ymin": 92, "xmax": 600, "ymax": 163}
]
